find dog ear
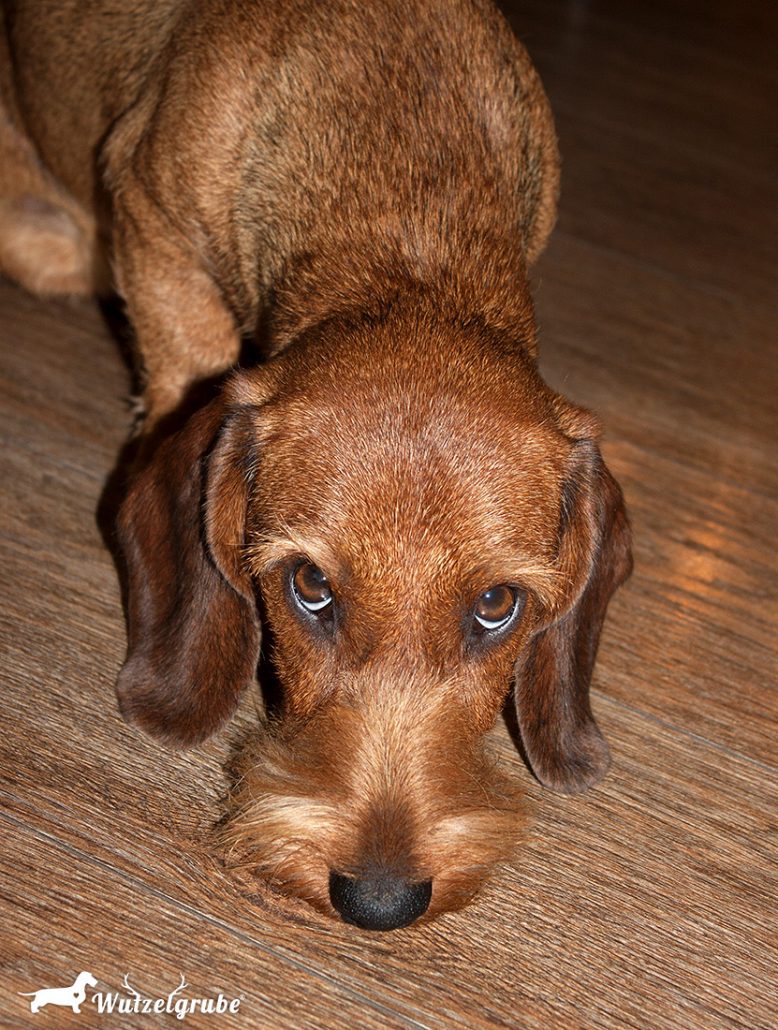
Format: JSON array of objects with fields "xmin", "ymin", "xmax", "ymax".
[
  {"xmin": 514, "ymin": 439, "xmax": 632, "ymax": 793},
  {"xmin": 115, "ymin": 394, "xmax": 261, "ymax": 746}
]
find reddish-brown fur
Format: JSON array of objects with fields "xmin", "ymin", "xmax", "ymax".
[{"xmin": 1, "ymin": 0, "xmax": 631, "ymax": 927}]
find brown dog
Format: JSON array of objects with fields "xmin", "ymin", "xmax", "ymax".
[{"xmin": 1, "ymin": 0, "xmax": 631, "ymax": 929}]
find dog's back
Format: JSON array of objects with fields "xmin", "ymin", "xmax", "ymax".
[{"xmin": 3, "ymin": 0, "xmax": 558, "ymax": 333}]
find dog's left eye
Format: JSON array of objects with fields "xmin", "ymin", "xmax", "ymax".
[
  {"xmin": 292, "ymin": 562, "xmax": 333, "ymax": 613},
  {"xmin": 474, "ymin": 585, "xmax": 520, "ymax": 631}
]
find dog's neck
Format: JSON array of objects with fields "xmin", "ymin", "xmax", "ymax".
[{"xmin": 261, "ymin": 228, "xmax": 538, "ymax": 358}]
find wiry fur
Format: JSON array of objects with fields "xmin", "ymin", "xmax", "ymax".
[{"xmin": 223, "ymin": 680, "xmax": 523, "ymax": 919}]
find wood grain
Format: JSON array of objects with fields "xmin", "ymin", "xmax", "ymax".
[
  {"xmin": 512, "ymin": 0, "xmax": 778, "ymax": 306},
  {"xmin": 1, "ymin": 0, "xmax": 777, "ymax": 1026}
]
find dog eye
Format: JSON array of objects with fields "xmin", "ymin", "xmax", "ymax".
[
  {"xmin": 474, "ymin": 585, "xmax": 520, "ymax": 630},
  {"xmin": 292, "ymin": 562, "xmax": 333, "ymax": 613}
]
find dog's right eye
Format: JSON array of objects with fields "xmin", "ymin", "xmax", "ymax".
[
  {"xmin": 473, "ymin": 585, "xmax": 522, "ymax": 632},
  {"xmin": 292, "ymin": 562, "xmax": 333, "ymax": 614}
]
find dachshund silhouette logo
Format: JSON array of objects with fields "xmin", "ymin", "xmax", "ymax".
[{"xmin": 19, "ymin": 971, "xmax": 98, "ymax": 1013}]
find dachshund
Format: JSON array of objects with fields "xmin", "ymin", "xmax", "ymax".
[
  {"xmin": 19, "ymin": 972, "xmax": 98, "ymax": 1014},
  {"xmin": 0, "ymin": 0, "xmax": 632, "ymax": 930}
]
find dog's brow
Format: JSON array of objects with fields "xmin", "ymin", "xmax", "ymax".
[
  {"xmin": 244, "ymin": 530, "xmax": 340, "ymax": 578},
  {"xmin": 470, "ymin": 558, "xmax": 561, "ymax": 605},
  {"xmin": 245, "ymin": 533, "xmax": 560, "ymax": 602}
]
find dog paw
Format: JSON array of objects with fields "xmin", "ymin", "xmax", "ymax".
[{"xmin": 0, "ymin": 196, "xmax": 95, "ymax": 296}]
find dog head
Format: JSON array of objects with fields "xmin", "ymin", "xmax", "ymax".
[{"xmin": 116, "ymin": 302, "xmax": 631, "ymax": 928}]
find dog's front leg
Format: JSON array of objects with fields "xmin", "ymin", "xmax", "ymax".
[{"xmin": 111, "ymin": 183, "xmax": 241, "ymax": 429}]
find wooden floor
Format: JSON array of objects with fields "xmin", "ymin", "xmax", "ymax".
[{"xmin": 2, "ymin": 1, "xmax": 776, "ymax": 1027}]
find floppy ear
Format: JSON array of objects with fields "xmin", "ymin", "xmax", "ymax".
[
  {"xmin": 115, "ymin": 397, "xmax": 260, "ymax": 746},
  {"xmin": 514, "ymin": 442, "xmax": 632, "ymax": 793}
]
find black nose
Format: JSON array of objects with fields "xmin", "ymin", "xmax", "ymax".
[{"xmin": 329, "ymin": 870, "xmax": 432, "ymax": 931}]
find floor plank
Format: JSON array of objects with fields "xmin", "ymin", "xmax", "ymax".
[
  {"xmin": 2, "ymin": 820, "xmax": 413, "ymax": 1030},
  {"xmin": 507, "ymin": 0, "xmax": 778, "ymax": 305}
]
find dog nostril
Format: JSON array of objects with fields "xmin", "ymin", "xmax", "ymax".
[{"xmin": 329, "ymin": 870, "xmax": 432, "ymax": 931}]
